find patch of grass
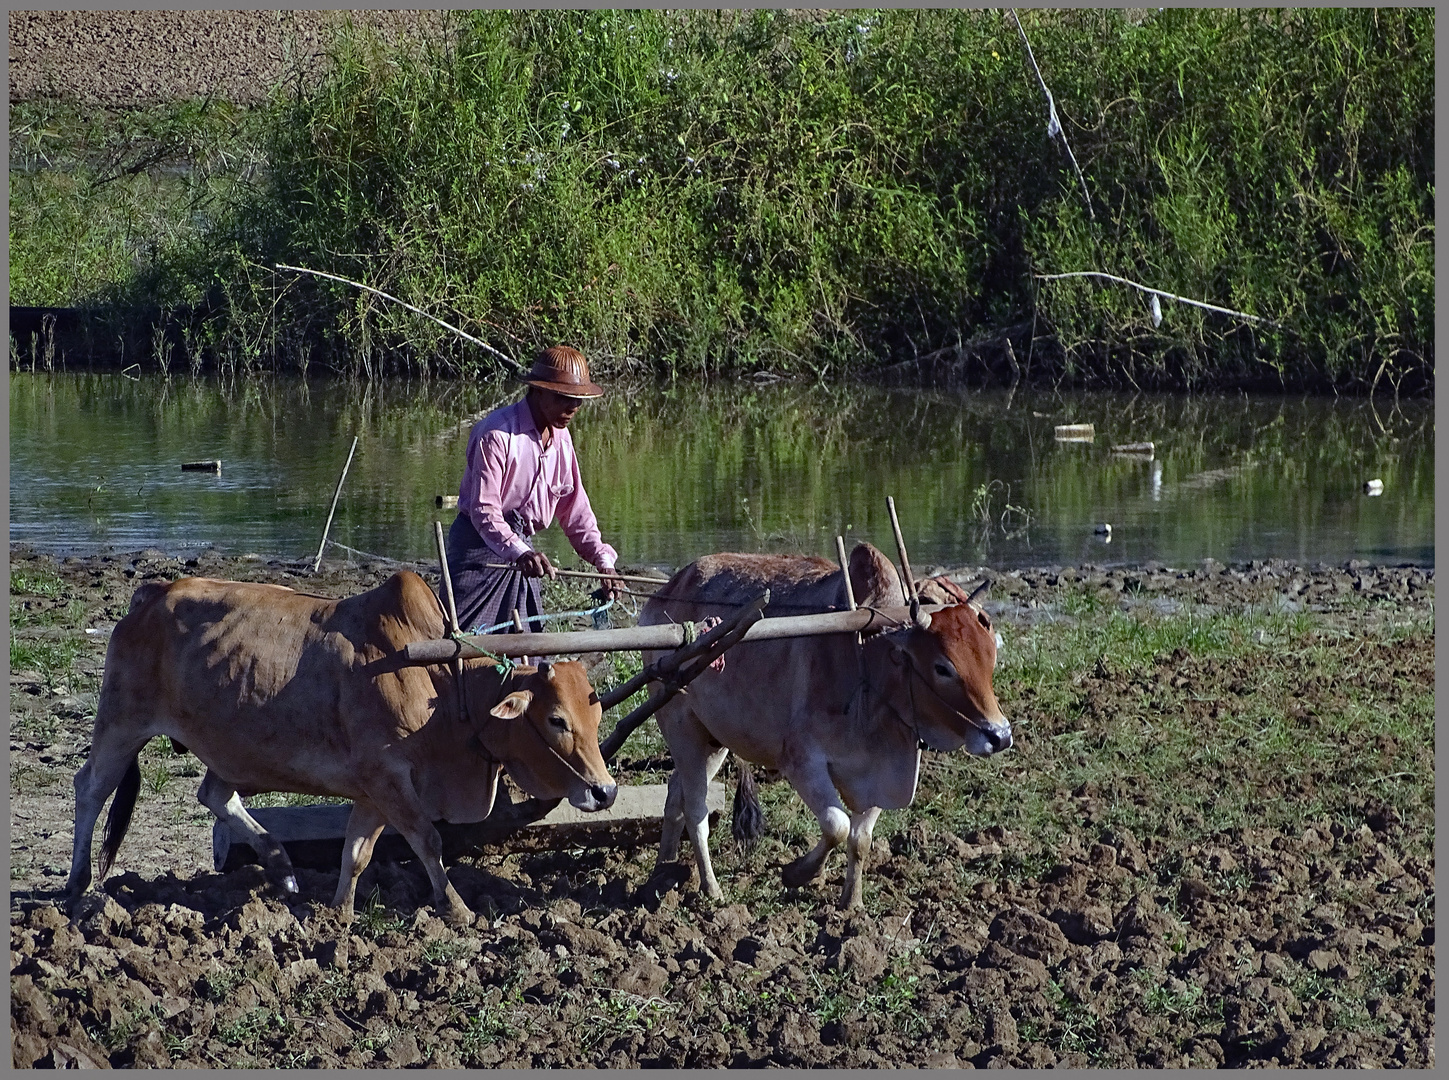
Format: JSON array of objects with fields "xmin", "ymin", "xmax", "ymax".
[
  {"xmin": 1043, "ymin": 979, "xmax": 1110, "ymax": 1063},
  {"xmin": 458, "ymin": 1006, "xmax": 518, "ymax": 1057},
  {"xmin": 215, "ymin": 1006, "xmax": 294, "ymax": 1052},
  {"xmin": 352, "ymin": 889, "xmax": 407, "ymax": 940},
  {"xmin": 245, "ymin": 791, "xmax": 351, "ymax": 808},
  {"xmin": 144, "ymin": 762, "xmax": 173, "ymax": 795},
  {"xmin": 10, "ymin": 567, "xmax": 65, "ymax": 598},
  {"xmin": 574, "ymin": 989, "xmax": 678, "ymax": 1052},
  {"xmin": 910, "ymin": 603, "xmax": 1434, "ymax": 856},
  {"xmin": 10, "ymin": 636, "xmax": 80, "ymax": 682},
  {"xmin": 422, "ymin": 938, "xmax": 476, "ymax": 966},
  {"xmin": 199, "ymin": 965, "xmax": 248, "ymax": 1004},
  {"xmin": 291, "ymin": 970, "xmax": 351, "ymax": 1018}
]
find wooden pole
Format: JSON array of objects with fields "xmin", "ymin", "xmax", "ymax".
[
  {"xmin": 312, "ymin": 436, "xmax": 359, "ymax": 573},
  {"xmin": 835, "ymin": 535, "xmax": 857, "ymax": 611},
  {"xmin": 434, "ymin": 521, "xmax": 461, "ymax": 636},
  {"xmin": 886, "ymin": 496, "xmax": 917, "ymax": 608},
  {"xmin": 836, "ymin": 534, "xmax": 861, "ymax": 647},
  {"xmin": 482, "ymin": 563, "xmax": 669, "ymax": 587},
  {"xmin": 402, "ymin": 601, "xmax": 941, "ymax": 663}
]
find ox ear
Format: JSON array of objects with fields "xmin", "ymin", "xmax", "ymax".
[{"xmin": 490, "ymin": 690, "xmax": 534, "ymax": 720}]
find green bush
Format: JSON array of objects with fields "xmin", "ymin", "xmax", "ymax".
[{"xmin": 12, "ymin": 9, "xmax": 1433, "ymax": 390}]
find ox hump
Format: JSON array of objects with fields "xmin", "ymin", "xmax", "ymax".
[
  {"xmin": 848, "ymin": 542, "xmax": 905, "ymax": 607},
  {"xmin": 127, "ymin": 579, "xmax": 172, "ymax": 614}
]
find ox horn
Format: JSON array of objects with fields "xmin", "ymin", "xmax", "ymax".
[
  {"xmin": 912, "ymin": 606, "xmax": 933, "ymax": 631},
  {"xmin": 968, "ymin": 579, "xmax": 991, "ymax": 604}
]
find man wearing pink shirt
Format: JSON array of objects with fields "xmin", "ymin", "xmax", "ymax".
[{"xmin": 445, "ymin": 346, "xmax": 626, "ymax": 634}]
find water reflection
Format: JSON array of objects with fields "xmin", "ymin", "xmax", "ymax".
[{"xmin": 8, "ymin": 373, "xmax": 1434, "ymax": 571}]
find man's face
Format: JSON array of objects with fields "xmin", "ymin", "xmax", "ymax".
[{"xmin": 535, "ymin": 388, "xmax": 585, "ymax": 429}]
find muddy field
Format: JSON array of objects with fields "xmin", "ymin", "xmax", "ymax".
[
  {"xmin": 9, "ymin": 547, "xmax": 1435, "ymax": 1068},
  {"xmin": 8, "ymin": 10, "xmax": 447, "ymax": 106}
]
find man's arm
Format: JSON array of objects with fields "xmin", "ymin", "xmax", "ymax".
[{"xmin": 554, "ymin": 447, "xmax": 621, "ymax": 595}]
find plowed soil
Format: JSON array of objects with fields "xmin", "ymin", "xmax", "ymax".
[{"xmin": 9, "ymin": 548, "xmax": 1434, "ymax": 1068}]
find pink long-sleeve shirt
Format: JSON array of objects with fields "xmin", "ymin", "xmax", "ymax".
[{"xmin": 458, "ymin": 399, "xmax": 618, "ymax": 569}]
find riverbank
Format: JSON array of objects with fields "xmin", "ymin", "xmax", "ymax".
[
  {"xmin": 10, "ymin": 546, "xmax": 1433, "ymax": 1067},
  {"xmin": 9, "ymin": 9, "xmax": 1433, "ymax": 392}
]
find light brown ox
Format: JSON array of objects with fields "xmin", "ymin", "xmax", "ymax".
[
  {"xmin": 65, "ymin": 570, "xmax": 616, "ymax": 925},
  {"xmin": 640, "ymin": 542, "xmax": 1010, "ymax": 909}
]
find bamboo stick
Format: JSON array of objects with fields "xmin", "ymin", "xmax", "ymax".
[
  {"xmin": 886, "ymin": 496, "xmax": 917, "ymax": 607},
  {"xmin": 835, "ymin": 535, "xmax": 857, "ymax": 611},
  {"xmin": 482, "ymin": 562, "xmax": 670, "ymax": 586},
  {"xmin": 275, "ymin": 264, "xmax": 524, "ymax": 375},
  {"xmin": 434, "ymin": 521, "xmax": 461, "ymax": 637},
  {"xmin": 312, "ymin": 436, "xmax": 358, "ymax": 573}
]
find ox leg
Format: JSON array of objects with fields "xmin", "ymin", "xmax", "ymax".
[
  {"xmin": 779, "ymin": 764, "xmax": 850, "ymax": 890},
  {"xmin": 658, "ymin": 709, "xmax": 729, "ymax": 899},
  {"xmin": 331, "ymin": 801, "xmax": 387, "ymax": 921},
  {"xmin": 659, "ymin": 772, "xmax": 685, "ymax": 863},
  {"xmin": 197, "ymin": 771, "xmax": 299, "ymax": 895},
  {"xmin": 363, "ymin": 774, "xmax": 473, "ymax": 927},
  {"xmin": 680, "ymin": 745, "xmax": 730, "ymax": 900},
  {"xmin": 65, "ymin": 727, "xmax": 151, "ymax": 903},
  {"xmin": 841, "ymin": 806, "xmax": 883, "ymax": 911}
]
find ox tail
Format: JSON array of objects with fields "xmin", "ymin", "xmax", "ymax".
[
  {"xmin": 98, "ymin": 757, "xmax": 142, "ymax": 882},
  {"xmin": 731, "ymin": 760, "xmax": 765, "ymax": 847}
]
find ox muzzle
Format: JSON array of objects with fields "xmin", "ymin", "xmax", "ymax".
[{"xmin": 963, "ymin": 718, "xmax": 1013, "ymax": 757}]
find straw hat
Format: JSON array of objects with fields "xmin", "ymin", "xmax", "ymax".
[{"xmin": 520, "ymin": 346, "xmax": 604, "ymax": 398}]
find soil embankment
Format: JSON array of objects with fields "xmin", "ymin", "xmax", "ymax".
[{"xmin": 9, "ymin": 548, "xmax": 1434, "ymax": 1068}]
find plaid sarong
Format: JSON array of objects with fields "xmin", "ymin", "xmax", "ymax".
[{"xmin": 444, "ymin": 513, "xmax": 545, "ymax": 635}]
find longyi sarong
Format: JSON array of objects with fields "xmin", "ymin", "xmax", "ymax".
[{"xmin": 444, "ymin": 513, "xmax": 545, "ymax": 635}]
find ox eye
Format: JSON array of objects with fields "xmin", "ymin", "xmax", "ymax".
[
  {"xmin": 548, "ymin": 714, "xmax": 569, "ymax": 731},
  {"xmin": 933, "ymin": 660, "xmax": 955, "ymax": 679}
]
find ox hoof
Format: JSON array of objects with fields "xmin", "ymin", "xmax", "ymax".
[
  {"xmin": 780, "ymin": 857, "xmax": 824, "ymax": 890},
  {"xmin": 441, "ymin": 903, "xmax": 474, "ymax": 929}
]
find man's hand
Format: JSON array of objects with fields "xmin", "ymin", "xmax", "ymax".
[
  {"xmin": 597, "ymin": 568, "xmax": 626, "ymax": 600},
  {"xmin": 514, "ymin": 551, "xmax": 557, "ymax": 580}
]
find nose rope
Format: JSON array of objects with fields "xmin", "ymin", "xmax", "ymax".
[
  {"xmin": 518, "ymin": 710, "xmax": 608, "ymax": 791},
  {"xmin": 900, "ymin": 650, "xmax": 1001, "ymax": 738},
  {"xmin": 460, "ymin": 664, "xmax": 608, "ymax": 793}
]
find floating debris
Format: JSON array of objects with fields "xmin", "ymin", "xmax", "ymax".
[
  {"xmin": 1111, "ymin": 441, "xmax": 1155, "ymax": 457},
  {"xmin": 1094, "ymin": 522, "xmax": 1113, "ymax": 537},
  {"xmin": 180, "ymin": 460, "xmax": 221, "ymax": 473},
  {"xmin": 1363, "ymin": 479, "xmax": 1384, "ymax": 496},
  {"xmin": 436, "ymin": 494, "xmax": 459, "ymax": 509},
  {"xmin": 1055, "ymin": 423, "xmax": 1095, "ymax": 442}
]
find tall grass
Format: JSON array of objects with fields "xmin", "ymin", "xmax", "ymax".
[{"xmin": 12, "ymin": 9, "xmax": 1433, "ymax": 390}]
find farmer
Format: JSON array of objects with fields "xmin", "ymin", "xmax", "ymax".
[{"xmin": 445, "ymin": 346, "xmax": 625, "ymax": 635}]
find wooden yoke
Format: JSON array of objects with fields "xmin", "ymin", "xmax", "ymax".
[{"xmin": 597, "ymin": 590, "xmax": 769, "ymax": 762}]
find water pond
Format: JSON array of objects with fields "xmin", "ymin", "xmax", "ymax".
[{"xmin": 8, "ymin": 372, "xmax": 1433, "ymax": 573}]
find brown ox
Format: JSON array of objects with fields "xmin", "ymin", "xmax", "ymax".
[
  {"xmin": 640, "ymin": 542, "xmax": 1010, "ymax": 909},
  {"xmin": 65, "ymin": 570, "xmax": 616, "ymax": 925}
]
